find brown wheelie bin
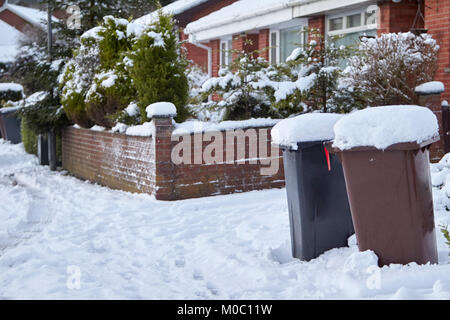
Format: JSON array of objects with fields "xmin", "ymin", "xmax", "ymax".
[{"xmin": 327, "ymin": 138, "xmax": 439, "ymax": 266}]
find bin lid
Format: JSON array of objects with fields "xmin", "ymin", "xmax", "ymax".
[
  {"xmin": 0, "ymin": 105, "xmax": 21, "ymax": 115},
  {"xmin": 271, "ymin": 113, "xmax": 343, "ymax": 151},
  {"xmin": 332, "ymin": 105, "xmax": 439, "ymax": 151}
]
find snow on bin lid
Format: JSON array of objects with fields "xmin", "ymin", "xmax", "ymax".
[
  {"xmin": 146, "ymin": 102, "xmax": 177, "ymax": 118},
  {"xmin": 415, "ymin": 81, "xmax": 445, "ymax": 95},
  {"xmin": 333, "ymin": 105, "xmax": 439, "ymax": 151},
  {"xmin": 271, "ymin": 113, "xmax": 344, "ymax": 150}
]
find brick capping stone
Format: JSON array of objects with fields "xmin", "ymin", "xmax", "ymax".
[{"xmin": 62, "ymin": 115, "xmax": 285, "ymax": 200}]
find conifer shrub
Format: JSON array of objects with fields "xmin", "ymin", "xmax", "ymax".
[
  {"xmin": 60, "ymin": 31, "xmax": 101, "ymax": 128},
  {"xmin": 61, "ymin": 12, "xmax": 189, "ymax": 128},
  {"xmin": 0, "ymin": 84, "xmax": 23, "ymax": 104},
  {"xmin": 128, "ymin": 12, "xmax": 190, "ymax": 123},
  {"xmin": 84, "ymin": 16, "xmax": 136, "ymax": 127},
  {"xmin": 21, "ymin": 117, "xmax": 37, "ymax": 155}
]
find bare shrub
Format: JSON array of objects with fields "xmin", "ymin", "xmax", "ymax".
[{"xmin": 344, "ymin": 32, "xmax": 439, "ymax": 106}]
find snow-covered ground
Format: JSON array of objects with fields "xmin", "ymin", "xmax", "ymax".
[{"xmin": 0, "ymin": 140, "xmax": 449, "ymax": 299}]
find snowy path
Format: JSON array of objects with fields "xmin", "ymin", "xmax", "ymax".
[{"xmin": 0, "ymin": 140, "xmax": 449, "ymax": 299}]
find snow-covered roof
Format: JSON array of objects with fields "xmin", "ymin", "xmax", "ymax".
[
  {"xmin": 0, "ymin": 19, "xmax": 23, "ymax": 63},
  {"xmin": 5, "ymin": 3, "xmax": 50, "ymax": 26},
  {"xmin": 134, "ymin": 0, "xmax": 210, "ymax": 25},
  {"xmin": 185, "ymin": 0, "xmax": 298, "ymax": 42}
]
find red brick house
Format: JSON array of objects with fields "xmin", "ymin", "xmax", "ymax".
[
  {"xmin": 135, "ymin": 0, "xmax": 239, "ymax": 76},
  {"xmin": 0, "ymin": 0, "xmax": 51, "ymax": 33},
  {"xmin": 183, "ymin": 0, "xmax": 431, "ymax": 76},
  {"xmin": 0, "ymin": 0, "xmax": 59, "ymax": 64}
]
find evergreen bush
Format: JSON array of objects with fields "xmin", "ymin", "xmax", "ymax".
[
  {"xmin": 21, "ymin": 117, "xmax": 37, "ymax": 155},
  {"xmin": 61, "ymin": 12, "xmax": 189, "ymax": 127},
  {"xmin": 128, "ymin": 12, "xmax": 190, "ymax": 123}
]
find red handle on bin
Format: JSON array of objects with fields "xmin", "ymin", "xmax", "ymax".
[{"xmin": 324, "ymin": 147, "xmax": 331, "ymax": 171}]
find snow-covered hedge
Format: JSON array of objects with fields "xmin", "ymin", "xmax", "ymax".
[
  {"xmin": 60, "ymin": 11, "xmax": 189, "ymax": 129},
  {"xmin": 0, "ymin": 82, "xmax": 24, "ymax": 104},
  {"xmin": 343, "ymin": 32, "xmax": 439, "ymax": 106}
]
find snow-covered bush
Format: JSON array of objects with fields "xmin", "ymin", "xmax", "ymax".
[
  {"xmin": 196, "ymin": 30, "xmax": 361, "ymax": 120},
  {"xmin": 197, "ymin": 39, "xmax": 286, "ymax": 120},
  {"xmin": 261, "ymin": 29, "xmax": 364, "ymax": 114},
  {"xmin": 343, "ymin": 32, "xmax": 439, "ymax": 106},
  {"xmin": 84, "ymin": 17, "xmax": 137, "ymax": 128},
  {"xmin": 60, "ymin": 29, "xmax": 100, "ymax": 128},
  {"xmin": 128, "ymin": 11, "xmax": 190, "ymax": 123},
  {"xmin": 19, "ymin": 91, "xmax": 69, "ymax": 135},
  {"xmin": 0, "ymin": 83, "xmax": 23, "ymax": 105},
  {"xmin": 61, "ymin": 16, "xmax": 136, "ymax": 128},
  {"xmin": 61, "ymin": 11, "xmax": 189, "ymax": 127}
]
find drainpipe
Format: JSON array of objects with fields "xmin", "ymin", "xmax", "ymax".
[{"xmin": 188, "ymin": 34, "xmax": 212, "ymax": 78}]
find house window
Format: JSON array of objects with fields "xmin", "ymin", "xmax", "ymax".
[
  {"xmin": 327, "ymin": 8, "xmax": 378, "ymax": 47},
  {"xmin": 329, "ymin": 17, "xmax": 343, "ymax": 31},
  {"xmin": 269, "ymin": 31, "xmax": 279, "ymax": 64},
  {"xmin": 220, "ymin": 39, "xmax": 232, "ymax": 68},
  {"xmin": 270, "ymin": 26, "xmax": 308, "ymax": 64},
  {"xmin": 280, "ymin": 27, "xmax": 308, "ymax": 63},
  {"xmin": 347, "ymin": 14, "xmax": 361, "ymax": 28}
]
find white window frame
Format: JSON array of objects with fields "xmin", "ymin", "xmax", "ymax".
[
  {"xmin": 326, "ymin": 7, "xmax": 378, "ymax": 38},
  {"xmin": 269, "ymin": 29, "xmax": 280, "ymax": 64},
  {"xmin": 220, "ymin": 37, "xmax": 233, "ymax": 68},
  {"xmin": 270, "ymin": 24, "xmax": 308, "ymax": 64}
]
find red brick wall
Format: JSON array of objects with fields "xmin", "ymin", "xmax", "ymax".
[
  {"xmin": 62, "ymin": 121, "xmax": 285, "ymax": 201},
  {"xmin": 208, "ymin": 39, "xmax": 221, "ymax": 77},
  {"xmin": 258, "ymin": 29, "xmax": 270, "ymax": 61},
  {"xmin": 180, "ymin": 30, "xmax": 209, "ymax": 72},
  {"xmin": 232, "ymin": 33, "xmax": 259, "ymax": 61},
  {"xmin": 62, "ymin": 127, "xmax": 157, "ymax": 195},
  {"xmin": 175, "ymin": 0, "xmax": 239, "ymax": 73},
  {"xmin": 170, "ymin": 128, "xmax": 284, "ymax": 199},
  {"xmin": 418, "ymin": 93, "xmax": 447, "ymax": 161},
  {"xmin": 377, "ymin": 0, "xmax": 423, "ymax": 36},
  {"xmin": 425, "ymin": 0, "xmax": 450, "ymax": 102},
  {"xmin": 308, "ymin": 15, "xmax": 325, "ymax": 51}
]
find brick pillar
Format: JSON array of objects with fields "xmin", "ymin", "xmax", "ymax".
[
  {"xmin": 258, "ymin": 29, "xmax": 270, "ymax": 61},
  {"xmin": 425, "ymin": 0, "xmax": 450, "ymax": 102},
  {"xmin": 208, "ymin": 39, "xmax": 220, "ymax": 77},
  {"xmin": 308, "ymin": 15, "xmax": 325, "ymax": 50},
  {"xmin": 377, "ymin": 0, "xmax": 423, "ymax": 36},
  {"xmin": 153, "ymin": 115, "xmax": 175, "ymax": 200},
  {"xmin": 232, "ymin": 33, "xmax": 259, "ymax": 61},
  {"xmin": 416, "ymin": 87, "xmax": 446, "ymax": 162}
]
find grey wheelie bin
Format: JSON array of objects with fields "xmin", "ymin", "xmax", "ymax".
[
  {"xmin": 0, "ymin": 107, "xmax": 22, "ymax": 144},
  {"xmin": 272, "ymin": 113, "xmax": 354, "ymax": 261}
]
